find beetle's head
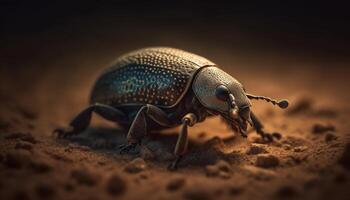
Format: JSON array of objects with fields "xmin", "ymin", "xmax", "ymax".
[
  {"xmin": 192, "ymin": 67, "xmax": 253, "ymax": 136},
  {"xmin": 193, "ymin": 66, "xmax": 289, "ymax": 136}
]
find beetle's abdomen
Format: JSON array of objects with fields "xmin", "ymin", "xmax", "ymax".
[{"xmin": 90, "ymin": 47, "xmax": 215, "ymax": 108}]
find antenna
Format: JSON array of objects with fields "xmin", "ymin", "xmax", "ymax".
[{"xmin": 246, "ymin": 94, "xmax": 289, "ymax": 109}]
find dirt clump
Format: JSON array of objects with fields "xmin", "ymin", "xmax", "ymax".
[
  {"xmin": 312, "ymin": 124, "xmax": 336, "ymax": 134},
  {"xmin": 124, "ymin": 158, "xmax": 147, "ymax": 173},
  {"xmin": 205, "ymin": 160, "xmax": 232, "ymax": 179},
  {"xmin": 293, "ymin": 146, "xmax": 308, "ymax": 152},
  {"xmin": 239, "ymin": 165, "xmax": 276, "ymax": 180},
  {"xmin": 256, "ymin": 154, "xmax": 279, "ymax": 168},
  {"xmin": 106, "ymin": 173, "xmax": 127, "ymax": 196},
  {"xmin": 324, "ymin": 132, "xmax": 337, "ymax": 142},
  {"xmin": 287, "ymin": 98, "xmax": 313, "ymax": 115},
  {"xmin": 71, "ymin": 168, "xmax": 99, "ymax": 186},
  {"xmin": 166, "ymin": 177, "xmax": 186, "ymax": 191},
  {"xmin": 246, "ymin": 145, "xmax": 268, "ymax": 155}
]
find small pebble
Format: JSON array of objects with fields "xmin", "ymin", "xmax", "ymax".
[
  {"xmin": 71, "ymin": 169, "xmax": 98, "ymax": 186},
  {"xmin": 283, "ymin": 144, "xmax": 292, "ymax": 150},
  {"xmin": 106, "ymin": 173, "xmax": 127, "ymax": 196},
  {"xmin": 216, "ymin": 160, "xmax": 232, "ymax": 172},
  {"xmin": 205, "ymin": 165, "xmax": 219, "ymax": 177},
  {"xmin": 218, "ymin": 171, "xmax": 231, "ymax": 179},
  {"xmin": 294, "ymin": 146, "xmax": 308, "ymax": 152},
  {"xmin": 166, "ymin": 177, "xmax": 186, "ymax": 191},
  {"xmin": 205, "ymin": 160, "xmax": 232, "ymax": 178},
  {"xmin": 325, "ymin": 132, "xmax": 337, "ymax": 142},
  {"xmin": 272, "ymin": 132, "xmax": 282, "ymax": 140},
  {"xmin": 246, "ymin": 145, "xmax": 267, "ymax": 155},
  {"xmin": 312, "ymin": 124, "xmax": 335, "ymax": 134},
  {"xmin": 15, "ymin": 141, "xmax": 33, "ymax": 151},
  {"xmin": 124, "ymin": 158, "xmax": 147, "ymax": 173},
  {"xmin": 240, "ymin": 165, "xmax": 276, "ymax": 180},
  {"xmin": 256, "ymin": 155, "xmax": 279, "ymax": 168},
  {"xmin": 286, "ymin": 155, "xmax": 308, "ymax": 165},
  {"xmin": 287, "ymin": 98, "xmax": 313, "ymax": 115}
]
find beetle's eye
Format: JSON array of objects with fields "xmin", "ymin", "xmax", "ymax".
[{"xmin": 215, "ymin": 85, "xmax": 230, "ymax": 101}]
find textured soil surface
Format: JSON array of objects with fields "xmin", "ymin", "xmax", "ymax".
[{"xmin": 1, "ymin": 13, "xmax": 350, "ymax": 200}]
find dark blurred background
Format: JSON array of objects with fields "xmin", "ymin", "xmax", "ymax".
[
  {"xmin": 0, "ymin": 1, "xmax": 349, "ymax": 110},
  {"xmin": 1, "ymin": 1, "xmax": 349, "ymax": 62}
]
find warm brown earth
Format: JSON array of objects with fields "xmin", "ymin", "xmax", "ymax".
[{"xmin": 1, "ymin": 15, "xmax": 350, "ymax": 200}]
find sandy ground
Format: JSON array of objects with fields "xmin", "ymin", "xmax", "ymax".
[{"xmin": 1, "ymin": 15, "xmax": 350, "ymax": 200}]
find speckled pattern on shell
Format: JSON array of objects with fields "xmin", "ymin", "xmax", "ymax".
[{"xmin": 90, "ymin": 47, "xmax": 215, "ymax": 108}]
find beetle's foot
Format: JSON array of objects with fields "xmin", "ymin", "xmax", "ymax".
[
  {"xmin": 53, "ymin": 127, "xmax": 77, "ymax": 139},
  {"xmin": 167, "ymin": 162, "xmax": 178, "ymax": 171},
  {"xmin": 240, "ymin": 132, "xmax": 248, "ymax": 138},
  {"xmin": 119, "ymin": 143, "xmax": 138, "ymax": 154},
  {"xmin": 167, "ymin": 155, "xmax": 182, "ymax": 171},
  {"xmin": 261, "ymin": 133, "xmax": 274, "ymax": 142}
]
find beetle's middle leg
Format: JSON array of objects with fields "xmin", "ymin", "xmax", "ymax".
[
  {"xmin": 250, "ymin": 111, "xmax": 275, "ymax": 142},
  {"xmin": 119, "ymin": 104, "xmax": 173, "ymax": 154},
  {"xmin": 168, "ymin": 113, "xmax": 197, "ymax": 171}
]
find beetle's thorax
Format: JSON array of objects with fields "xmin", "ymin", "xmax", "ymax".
[{"xmin": 192, "ymin": 66, "xmax": 251, "ymax": 113}]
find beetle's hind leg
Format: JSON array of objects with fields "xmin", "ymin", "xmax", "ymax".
[
  {"xmin": 119, "ymin": 104, "xmax": 173, "ymax": 154},
  {"xmin": 250, "ymin": 112, "xmax": 279, "ymax": 142},
  {"xmin": 53, "ymin": 103, "xmax": 127, "ymax": 138}
]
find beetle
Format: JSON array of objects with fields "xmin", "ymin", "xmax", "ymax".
[{"xmin": 54, "ymin": 47, "xmax": 289, "ymax": 170}]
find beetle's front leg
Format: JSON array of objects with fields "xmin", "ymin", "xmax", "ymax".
[
  {"xmin": 120, "ymin": 104, "xmax": 173, "ymax": 154},
  {"xmin": 168, "ymin": 113, "xmax": 197, "ymax": 171},
  {"xmin": 250, "ymin": 112, "xmax": 276, "ymax": 142}
]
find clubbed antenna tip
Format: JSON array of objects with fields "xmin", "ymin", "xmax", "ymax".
[
  {"xmin": 247, "ymin": 94, "xmax": 289, "ymax": 109},
  {"xmin": 277, "ymin": 99, "xmax": 289, "ymax": 109}
]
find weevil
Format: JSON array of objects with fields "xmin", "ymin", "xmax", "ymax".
[{"xmin": 54, "ymin": 47, "xmax": 289, "ymax": 170}]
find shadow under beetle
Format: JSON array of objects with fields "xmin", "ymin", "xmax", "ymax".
[{"xmin": 54, "ymin": 47, "xmax": 289, "ymax": 170}]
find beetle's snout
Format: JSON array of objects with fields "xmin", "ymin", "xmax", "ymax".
[
  {"xmin": 239, "ymin": 105, "xmax": 253, "ymax": 126},
  {"xmin": 215, "ymin": 85, "xmax": 252, "ymax": 135}
]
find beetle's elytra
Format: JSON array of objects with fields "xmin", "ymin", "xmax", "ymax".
[{"xmin": 54, "ymin": 47, "xmax": 289, "ymax": 170}]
